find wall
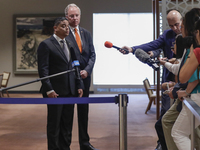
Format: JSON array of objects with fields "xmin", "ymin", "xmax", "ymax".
[{"xmin": 0, "ymin": 0, "xmax": 152, "ymax": 92}]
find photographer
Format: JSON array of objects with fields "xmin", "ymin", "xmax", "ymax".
[
  {"xmin": 171, "ymin": 8, "xmax": 200, "ymax": 150},
  {"xmin": 161, "ymin": 32, "xmax": 189, "ymax": 150},
  {"xmin": 120, "ymin": 9, "xmax": 183, "ymax": 150},
  {"xmin": 160, "ymin": 16, "xmax": 200, "ymax": 149}
]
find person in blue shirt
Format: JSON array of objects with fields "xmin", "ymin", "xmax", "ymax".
[{"xmin": 120, "ymin": 9, "xmax": 182, "ymax": 150}]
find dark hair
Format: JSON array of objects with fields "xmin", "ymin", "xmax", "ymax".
[
  {"xmin": 184, "ymin": 8, "xmax": 200, "ymax": 36},
  {"xmin": 176, "ymin": 35, "xmax": 193, "ymax": 58},
  {"xmin": 195, "ymin": 17, "xmax": 200, "ymax": 31},
  {"xmin": 54, "ymin": 17, "xmax": 68, "ymax": 26}
]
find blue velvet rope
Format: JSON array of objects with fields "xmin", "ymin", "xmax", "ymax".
[{"xmin": 0, "ymin": 97, "xmax": 118, "ymax": 104}]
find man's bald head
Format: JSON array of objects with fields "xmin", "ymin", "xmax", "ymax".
[{"xmin": 167, "ymin": 10, "xmax": 182, "ymax": 34}]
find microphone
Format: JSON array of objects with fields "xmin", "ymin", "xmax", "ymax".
[
  {"xmin": 70, "ymin": 47, "xmax": 82, "ymax": 80},
  {"xmin": 72, "ymin": 60, "xmax": 81, "ymax": 80},
  {"xmin": 135, "ymin": 48, "xmax": 160, "ymax": 71},
  {"xmin": 104, "ymin": 41, "xmax": 129, "ymax": 54}
]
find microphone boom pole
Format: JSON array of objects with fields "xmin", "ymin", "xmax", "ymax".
[{"xmin": 0, "ymin": 69, "xmax": 76, "ymax": 94}]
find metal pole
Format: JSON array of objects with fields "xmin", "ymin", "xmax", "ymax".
[
  {"xmin": 118, "ymin": 94, "xmax": 128, "ymax": 150},
  {"xmin": 155, "ymin": 0, "xmax": 161, "ymax": 120},
  {"xmin": 152, "ymin": 0, "xmax": 156, "ymax": 86},
  {"xmin": 0, "ymin": 69, "xmax": 75, "ymax": 93},
  {"xmin": 191, "ymin": 113, "xmax": 195, "ymax": 150}
]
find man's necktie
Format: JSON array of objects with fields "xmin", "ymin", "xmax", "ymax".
[
  {"xmin": 74, "ymin": 28, "xmax": 82, "ymax": 53},
  {"xmin": 60, "ymin": 40, "xmax": 70, "ymax": 61}
]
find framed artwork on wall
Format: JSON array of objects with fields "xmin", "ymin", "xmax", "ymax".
[{"xmin": 13, "ymin": 14, "xmax": 63, "ymax": 74}]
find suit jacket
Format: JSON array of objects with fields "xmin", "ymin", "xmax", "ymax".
[
  {"xmin": 66, "ymin": 26, "xmax": 96, "ymax": 76},
  {"xmin": 132, "ymin": 29, "xmax": 176, "ymax": 83},
  {"xmin": 37, "ymin": 36, "xmax": 83, "ymax": 97}
]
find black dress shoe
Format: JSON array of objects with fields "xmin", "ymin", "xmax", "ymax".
[
  {"xmin": 80, "ymin": 143, "xmax": 99, "ymax": 150},
  {"xmin": 155, "ymin": 142, "xmax": 162, "ymax": 150}
]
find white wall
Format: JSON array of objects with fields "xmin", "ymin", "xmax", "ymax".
[{"xmin": 0, "ymin": 0, "xmax": 152, "ymax": 92}]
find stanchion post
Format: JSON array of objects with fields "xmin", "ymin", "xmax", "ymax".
[{"xmin": 118, "ymin": 93, "xmax": 128, "ymax": 150}]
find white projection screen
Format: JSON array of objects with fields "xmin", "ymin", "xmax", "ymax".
[{"xmin": 93, "ymin": 13, "xmax": 154, "ymax": 86}]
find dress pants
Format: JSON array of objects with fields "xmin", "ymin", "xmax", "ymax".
[
  {"xmin": 155, "ymin": 94, "xmax": 171, "ymax": 150},
  {"xmin": 46, "ymin": 77, "xmax": 92, "ymax": 150},
  {"xmin": 162, "ymin": 99, "xmax": 180, "ymax": 150},
  {"xmin": 78, "ymin": 76, "xmax": 91, "ymax": 148},
  {"xmin": 47, "ymin": 103, "xmax": 74, "ymax": 150},
  {"xmin": 77, "ymin": 103, "xmax": 89, "ymax": 146}
]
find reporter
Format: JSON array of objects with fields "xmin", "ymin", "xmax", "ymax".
[
  {"xmin": 159, "ymin": 34, "xmax": 183, "ymax": 76},
  {"xmin": 120, "ymin": 9, "xmax": 183, "ymax": 150},
  {"xmin": 179, "ymin": 19, "xmax": 200, "ymax": 83},
  {"xmin": 171, "ymin": 8, "xmax": 200, "ymax": 150},
  {"xmin": 162, "ymin": 12, "xmax": 200, "ymax": 149},
  {"xmin": 161, "ymin": 22, "xmax": 189, "ymax": 150}
]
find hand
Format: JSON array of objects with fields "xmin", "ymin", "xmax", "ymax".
[
  {"xmin": 147, "ymin": 51, "xmax": 154, "ymax": 57},
  {"xmin": 78, "ymin": 89, "xmax": 83, "ymax": 97},
  {"xmin": 168, "ymin": 82, "xmax": 176, "ymax": 88},
  {"xmin": 80, "ymin": 70, "xmax": 88, "ymax": 79},
  {"xmin": 168, "ymin": 58, "xmax": 177, "ymax": 64},
  {"xmin": 177, "ymin": 89, "xmax": 187, "ymax": 101},
  {"xmin": 48, "ymin": 91, "xmax": 59, "ymax": 98},
  {"xmin": 167, "ymin": 87, "xmax": 174, "ymax": 99},
  {"xmin": 158, "ymin": 57, "xmax": 167, "ymax": 65},
  {"xmin": 171, "ymin": 48, "xmax": 175, "ymax": 54},
  {"xmin": 119, "ymin": 46, "xmax": 132, "ymax": 54}
]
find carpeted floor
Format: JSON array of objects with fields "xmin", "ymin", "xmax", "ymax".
[{"xmin": 0, "ymin": 94, "xmax": 158, "ymax": 150}]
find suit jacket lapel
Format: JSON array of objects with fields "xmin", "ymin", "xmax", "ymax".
[
  {"xmin": 50, "ymin": 36, "xmax": 69, "ymax": 63},
  {"xmin": 68, "ymin": 31, "xmax": 77, "ymax": 47}
]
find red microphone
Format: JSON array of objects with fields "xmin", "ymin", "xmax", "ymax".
[{"xmin": 104, "ymin": 41, "xmax": 129, "ymax": 54}]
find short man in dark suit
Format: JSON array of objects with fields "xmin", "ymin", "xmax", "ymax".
[
  {"xmin": 65, "ymin": 3, "xmax": 97, "ymax": 150},
  {"xmin": 37, "ymin": 17, "xmax": 84, "ymax": 150}
]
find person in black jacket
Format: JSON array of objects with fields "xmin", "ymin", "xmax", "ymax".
[{"xmin": 37, "ymin": 17, "xmax": 84, "ymax": 150}]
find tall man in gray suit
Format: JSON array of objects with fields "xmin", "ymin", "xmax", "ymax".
[
  {"xmin": 65, "ymin": 3, "xmax": 97, "ymax": 150},
  {"xmin": 37, "ymin": 17, "xmax": 84, "ymax": 150}
]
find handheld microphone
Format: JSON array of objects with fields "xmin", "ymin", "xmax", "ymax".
[
  {"xmin": 72, "ymin": 60, "xmax": 81, "ymax": 80},
  {"xmin": 104, "ymin": 41, "xmax": 129, "ymax": 54},
  {"xmin": 135, "ymin": 48, "xmax": 160, "ymax": 71},
  {"xmin": 70, "ymin": 47, "xmax": 82, "ymax": 80}
]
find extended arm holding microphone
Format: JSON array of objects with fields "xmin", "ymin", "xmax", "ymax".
[
  {"xmin": 135, "ymin": 48, "xmax": 160, "ymax": 71},
  {"xmin": 104, "ymin": 41, "xmax": 130, "ymax": 54}
]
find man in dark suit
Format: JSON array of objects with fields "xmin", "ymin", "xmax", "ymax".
[
  {"xmin": 37, "ymin": 17, "xmax": 84, "ymax": 150},
  {"xmin": 64, "ymin": 3, "xmax": 97, "ymax": 150}
]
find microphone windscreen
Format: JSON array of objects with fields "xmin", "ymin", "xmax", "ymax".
[
  {"xmin": 135, "ymin": 48, "xmax": 150, "ymax": 63},
  {"xmin": 104, "ymin": 41, "xmax": 113, "ymax": 48}
]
